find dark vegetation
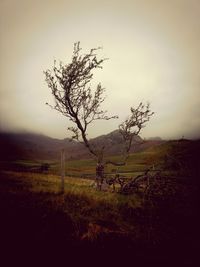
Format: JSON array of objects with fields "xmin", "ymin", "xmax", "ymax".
[{"xmin": 0, "ymin": 138, "xmax": 199, "ymax": 265}]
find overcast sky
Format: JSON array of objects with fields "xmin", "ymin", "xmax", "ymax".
[{"xmin": 0, "ymin": 0, "xmax": 200, "ymax": 139}]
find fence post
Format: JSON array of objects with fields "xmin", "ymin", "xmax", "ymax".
[{"xmin": 60, "ymin": 149, "xmax": 65, "ymax": 193}]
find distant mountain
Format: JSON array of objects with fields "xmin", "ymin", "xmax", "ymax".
[
  {"xmin": 147, "ymin": 137, "xmax": 162, "ymax": 141},
  {"xmin": 0, "ymin": 132, "xmax": 80, "ymax": 161},
  {"xmin": 90, "ymin": 130, "xmax": 144, "ymax": 155},
  {"xmin": 0, "ymin": 130, "xmax": 164, "ymax": 161}
]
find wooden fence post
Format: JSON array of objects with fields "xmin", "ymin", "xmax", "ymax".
[{"xmin": 60, "ymin": 149, "xmax": 65, "ymax": 193}]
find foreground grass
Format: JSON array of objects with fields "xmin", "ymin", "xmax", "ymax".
[
  {"xmin": 4, "ymin": 171, "xmax": 141, "ymax": 204},
  {"xmin": 1, "ymin": 171, "xmax": 142, "ymax": 236},
  {"xmin": 0, "ymin": 140, "xmax": 199, "ymax": 264},
  {"xmin": 0, "ymin": 170, "xmax": 198, "ymax": 265}
]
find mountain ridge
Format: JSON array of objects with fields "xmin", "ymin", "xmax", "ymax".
[{"xmin": 0, "ymin": 130, "xmax": 164, "ymax": 161}]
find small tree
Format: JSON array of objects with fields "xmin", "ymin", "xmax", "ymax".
[{"xmin": 44, "ymin": 42, "xmax": 154, "ymax": 169}]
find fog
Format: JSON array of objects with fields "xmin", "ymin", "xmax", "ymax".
[{"xmin": 0, "ymin": 0, "xmax": 200, "ymax": 139}]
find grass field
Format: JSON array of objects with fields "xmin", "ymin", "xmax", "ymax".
[
  {"xmin": 1, "ymin": 171, "xmax": 142, "ymax": 233},
  {"xmin": 0, "ymin": 140, "xmax": 199, "ymax": 264},
  {"xmin": 0, "ymin": 140, "xmax": 175, "ymax": 178}
]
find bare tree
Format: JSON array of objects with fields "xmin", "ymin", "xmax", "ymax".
[
  {"xmin": 44, "ymin": 42, "xmax": 154, "ymax": 167},
  {"xmin": 116, "ymin": 102, "xmax": 154, "ymax": 163},
  {"xmin": 44, "ymin": 42, "xmax": 118, "ymax": 163}
]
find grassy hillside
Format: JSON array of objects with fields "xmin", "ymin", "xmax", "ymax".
[
  {"xmin": 2, "ymin": 139, "xmax": 198, "ymax": 178},
  {"xmin": 0, "ymin": 139, "xmax": 199, "ymax": 264}
]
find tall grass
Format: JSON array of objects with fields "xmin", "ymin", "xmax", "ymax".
[{"xmin": 2, "ymin": 170, "xmax": 142, "ymax": 236}]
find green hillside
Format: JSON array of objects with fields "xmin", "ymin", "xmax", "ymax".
[{"xmin": 2, "ymin": 139, "xmax": 199, "ymax": 181}]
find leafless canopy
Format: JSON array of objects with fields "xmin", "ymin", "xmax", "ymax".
[
  {"xmin": 44, "ymin": 42, "xmax": 154, "ymax": 165},
  {"xmin": 44, "ymin": 42, "xmax": 117, "ymax": 158},
  {"xmin": 106, "ymin": 103, "xmax": 154, "ymax": 165},
  {"xmin": 119, "ymin": 102, "xmax": 154, "ymax": 160}
]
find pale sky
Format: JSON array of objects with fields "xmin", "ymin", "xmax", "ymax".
[{"xmin": 0, "ymin": 0, "xmax": 200, "ymax": 139}]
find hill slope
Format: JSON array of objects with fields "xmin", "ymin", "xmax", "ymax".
[{"xmin": 0, "ymin": 131, "xmax": 164, "ymax": 161}]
